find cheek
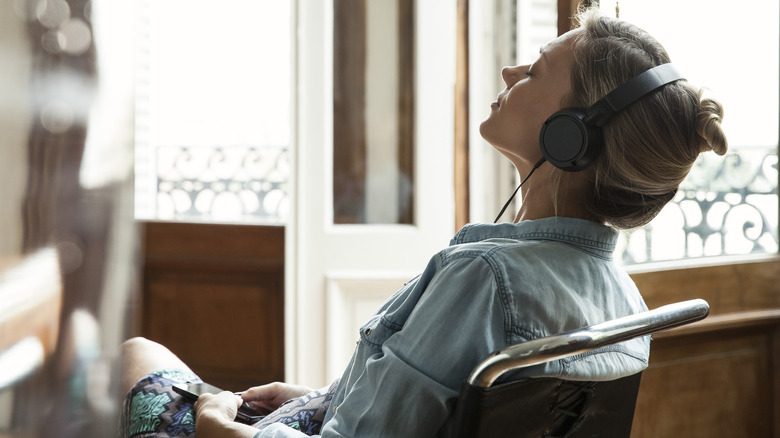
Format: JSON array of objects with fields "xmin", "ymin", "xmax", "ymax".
[
  {"xmin": 480, "ymin": 96, "xmax": 551, "ymax": 156},
  {"xmin": 480, "ymin": 118, "xmax": 518, "ymax": 155},
  {"xmin": 504, "ymin": 105, "xmax": 545, "ymax": 150}
]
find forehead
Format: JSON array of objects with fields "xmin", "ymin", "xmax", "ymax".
[{"xmin": 538, "ymin": 29, "xmax": 580, "ymax": 69}]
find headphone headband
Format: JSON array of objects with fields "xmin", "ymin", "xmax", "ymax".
[
  {"xmin": 539, "ymin": 63, "xmax": 685, "ymax": 172},
  {"xmin": 584, "ymin": 63, "xmax": 685, "ymax": 127}
]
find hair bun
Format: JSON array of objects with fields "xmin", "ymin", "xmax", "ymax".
[{"xmin": 696, "ymin": 93, "xmax": 728, "ymax": 156}]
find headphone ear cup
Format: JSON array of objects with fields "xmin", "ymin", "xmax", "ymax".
[{"xmin": 539, "ymin": 108, "xmax": 602, "ymax": 172}]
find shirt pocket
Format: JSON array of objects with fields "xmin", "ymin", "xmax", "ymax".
[{"xmin": 359, "ymin": 314, "xmax": 399, "ymax": 350}]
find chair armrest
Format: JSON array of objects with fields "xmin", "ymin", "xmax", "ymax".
[{"xmin": 467, "ymin": 299, "xmax": 710, "ymax": 387}]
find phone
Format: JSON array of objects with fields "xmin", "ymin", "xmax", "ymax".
[{"xmin": 172, "ymin": 382, "xmax": 270, "ymax": 424}]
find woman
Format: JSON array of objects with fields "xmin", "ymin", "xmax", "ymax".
[{"xmin": 121, "ymin": 7, "xmax": 727, "ymax": 438}]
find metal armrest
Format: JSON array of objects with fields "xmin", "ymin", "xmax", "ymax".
[{"xmin": 467, "ymin": 299, "xmax": 710, "ymax": 387}]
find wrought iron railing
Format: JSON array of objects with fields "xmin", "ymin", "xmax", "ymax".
[
  {"xmin": 154, "ymin": 145, "xmax": 778, "ymax": 263},
  {"xmin": 618, "ymin": 147, "xmax": 779, "ymax": 265},
  {"xmin": 155, "ymin": 145, "xmax": 289, "ymax": 223}
]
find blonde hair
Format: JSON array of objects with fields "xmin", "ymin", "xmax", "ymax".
[{"xmin": 560, "ymin": 7, "xmax": 728, "ymax": 229}]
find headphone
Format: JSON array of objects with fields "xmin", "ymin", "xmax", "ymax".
[
  {"xmin": 538, "ymin": 63, "xmax": 685, "ymax": 172},
  {"xmin": 494, "ymin": 63, "xmax": 684, "ymax": 222}
]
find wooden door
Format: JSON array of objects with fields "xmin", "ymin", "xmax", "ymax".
[{"xmin": 140, "ymin": 222, "xmax": 285, "ymax": 391}]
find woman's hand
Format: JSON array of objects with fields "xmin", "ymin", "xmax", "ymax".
[
  {"xmin": 195, "ymin": 391, "xmax": 242, "ymax": 421},
  {"xmin": 194, "ymin": 391, "xmax": 244, "ymax": 438},
  {"xmin": 240, "ymin": 382, "xmax": 314, "ymax": 411}
]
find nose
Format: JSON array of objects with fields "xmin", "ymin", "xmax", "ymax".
[{"xmin": 501, "ymin": 65, "xmax": 527, "ymax": 88}]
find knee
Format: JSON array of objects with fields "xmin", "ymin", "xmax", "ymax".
[{"xmin": 121, "ymin": 336, "xmax": 158, "ymax": 359}]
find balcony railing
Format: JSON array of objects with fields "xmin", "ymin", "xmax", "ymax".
[
  {"xmin": 155, "ymin": 145, "xmax": 289, "ymax": 223},
  {"xmin": 153, "ymin": 145, "xmax": 778, "ymax": 263},
  {"xmin": 618, "ymin": 147, "xmax": 778, "ymax": 264}
]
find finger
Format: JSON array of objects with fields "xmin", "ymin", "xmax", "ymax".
[
  {"xmin": 193, "ymin": 392, "xmax": 214, "ymax": 411},
  {"xmin": 215, "ymin": 390, "xmax": 243, "ymax": 409},
  {"xmin": 194, "ymin": 391, "xmax": 242, "ymax": 413},
  {"xmin": 241, "ymin": 382, "xmax": 284, "ymax": 402},
  {"xmin": 234, "ymin": 393, "xmax": 244, "ymax": 407}
]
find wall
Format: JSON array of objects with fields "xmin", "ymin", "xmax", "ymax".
[{"xmin": 0, "ymin": 1, "xmax": 31, "ymax": 257}]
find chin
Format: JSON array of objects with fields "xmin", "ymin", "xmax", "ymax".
[
  {"xmin": 478, "ymin": 119, "xmax": 490, "ymax": 139},
  {"xmin": 478, "ymin": 122, "xmax": 503, "ymax": 149}
]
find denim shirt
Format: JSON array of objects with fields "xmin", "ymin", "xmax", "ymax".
[{"xmin": 258, "ymin": 217, "xmax": 649, "ymax": 438}]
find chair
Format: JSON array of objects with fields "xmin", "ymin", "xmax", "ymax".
[{"xmin": 447, "ymin": 299, "xmax": 711, "ymax": 438}]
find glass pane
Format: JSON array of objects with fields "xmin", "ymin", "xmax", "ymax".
[
  {"xmin": 333, "ymin": 0, "xmax": 415, "ymax": 224},
  {"xmin": 134, "ymin": 0, "xmax": 291, "ymax": 224},
  {"xmin": 595, "ymin": 0, "xmax": 779, "ymax": 264}
]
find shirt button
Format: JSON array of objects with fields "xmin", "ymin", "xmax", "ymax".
[
  {"xmin": 333, "ymin": 405, "xmax": 339, "ymax": 413},
  {"xmin": 364, "ymin": 328, "xmax": 371, "ymax": 336}
]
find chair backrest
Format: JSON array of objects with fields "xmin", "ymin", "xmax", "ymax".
[
  {"xmin": 447, "ymin": 299, "xmax": 710, "ymax": 438},
  {"xmin": 449, "ymin": 373, "xmax": 642, "ymax": 438}
]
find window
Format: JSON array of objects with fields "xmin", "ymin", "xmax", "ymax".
[
  {"xmin": 332, "ymin": 0, "xmax": 415, "ymax": 224},
  {"xmin": 597, "ymin": 0, "xmax": 779, "ymax": 264},
  {"xmin": 471, "ymin": 0, "xmax": 778, "ymax": 265},
  {"xmin": 467, "ymin": 0, "xmax": 560, "ymax": 224},
  {"xmin": 133, "ymin": 0, "xmax": 292, "ymax": 224}
]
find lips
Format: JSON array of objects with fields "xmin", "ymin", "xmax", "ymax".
[{"xmin": 492, "ymin": 91, "xmax": 507, "ymax": 109}]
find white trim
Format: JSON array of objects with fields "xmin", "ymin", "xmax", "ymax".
[
  {"xmin": 622, "ymin": 253, "xmax": 780, "ymax": 275},
  {"xmin": 284, "ymin": 0, "xmax": 301, "ymax": 383},
  {"xmin": 414, "ymin": 0, "xmax": 456, "ymax": 231}
]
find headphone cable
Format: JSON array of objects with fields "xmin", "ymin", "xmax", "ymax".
[{"xmin": 493, "ymin": 157, "xmax": 546, "ymax": 223}]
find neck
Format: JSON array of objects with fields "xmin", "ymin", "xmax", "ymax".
[{"xmin": 511, "ymin": 164, "xmax": 595, "ymax": 223}]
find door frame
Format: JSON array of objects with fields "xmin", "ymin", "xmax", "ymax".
[{"xmin": 286, "ymin": 0, "xmax": 457, "ymax": 386}]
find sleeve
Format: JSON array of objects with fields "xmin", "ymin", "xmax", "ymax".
[
  {"xmin": 321, "ymin": 256, "xmax": 508, "ymax": 437},
  {"xmin": 253, "ymin": 424, "xmax": 308, "ymax": 438}
]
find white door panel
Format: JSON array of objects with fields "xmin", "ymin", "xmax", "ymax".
[
  {"xmin": 288, "ymin": 0, "xmax": 456, "ymax": 387},
  {"xmin": 325, "ymin": 273, "xmax": 416, "ymax": 381}
]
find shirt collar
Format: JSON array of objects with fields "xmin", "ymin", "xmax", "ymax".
[{"xmin": 451, "ymin": 217, "xmax": 618, "ymax": 258}]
